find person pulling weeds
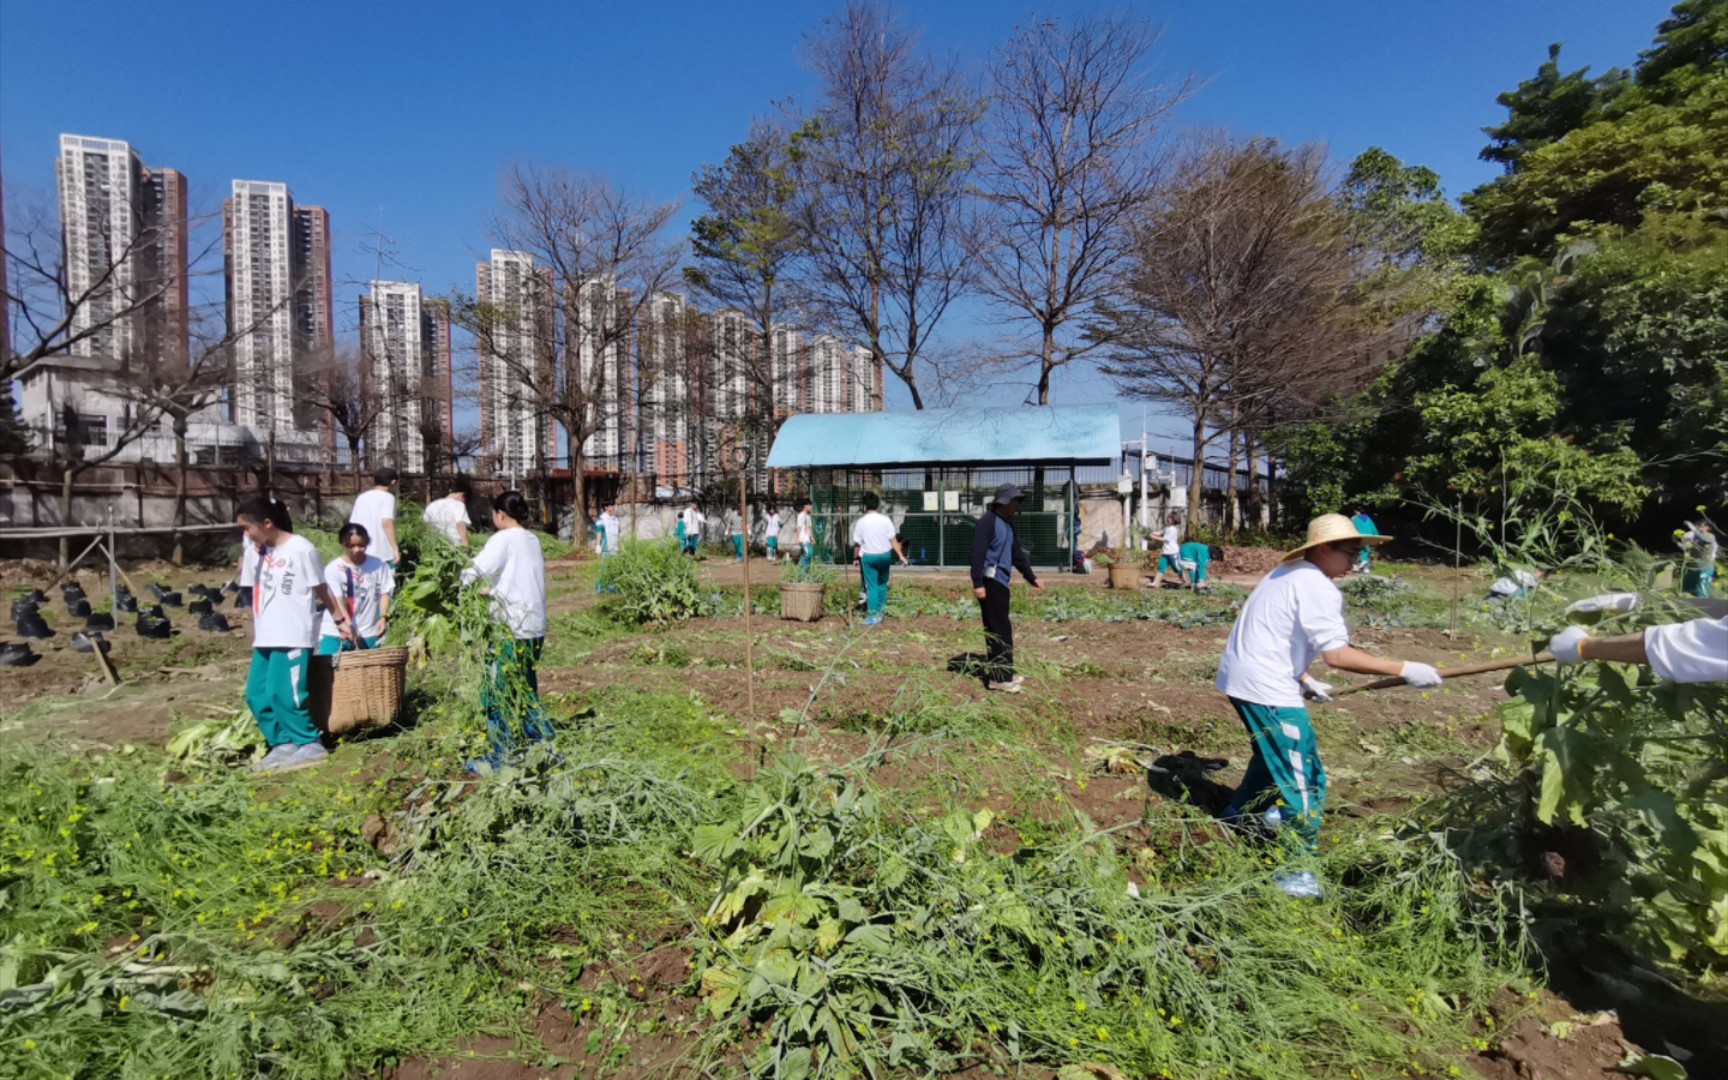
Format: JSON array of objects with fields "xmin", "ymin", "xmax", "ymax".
[
  {"xmin": 1214, "ymin": 513, "xmax": 1443, "ymax": 896},
  {"xmin": 460, "ymin": 490, "xmax": 553, "ymax": 773},
  {"xmin": 235, "ymin": 498, "xmax": 353, "ymax": 773},
  {"xmin": 970, "ymin": 483, "xmax": 1044, "ymax": 692}
]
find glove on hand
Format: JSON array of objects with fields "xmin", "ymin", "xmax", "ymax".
[
  {"xmin": 1300, "ymin": 675, "xmax": 1335, "ymax": 703},
  {"xmin": 1399, "ymin": 661, "xmax": 1443, "ymax": 688},
  {"xmin": 1549, "ymin": 625, "xmax": 1590, "ymax": 664},
  {"xmin": 1566, "ymin": 592, "xmax": 1640, "ymax": 616}
]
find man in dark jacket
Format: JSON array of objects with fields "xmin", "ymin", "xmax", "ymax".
[{"xmin": 970, "ymin": 483, "xmax": 1044, "ymax": 692}]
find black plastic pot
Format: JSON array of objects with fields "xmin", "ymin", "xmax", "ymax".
[
  {"xmin": 11, "ymin": 599, "xmax": 40, "ymax": 620},
  {"xmin": 0, "ymin": 643, "xmax": 37, "ymax": 667},
  {"xmin": 158, "ymin": 591, "xmax": 183, "ymax": 608},
  {"xmin": 198, "ymin": 612, "xmax": 234, "ymax": 634},
  {"xmin": 17, "ymin": 615, "xmax": 55, "ymax": 640},
  {"xmin": 68, "ymin": 599, "xmax": 93, "ymax": 618},
  {"xmin": 135, "ymin": 613, "xmax": 172, "ymax": 640},
  {"xmin": 187, "ymin": 597, "xmax": 213, "ymax": 615}
]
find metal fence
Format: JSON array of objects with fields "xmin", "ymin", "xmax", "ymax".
[{"xmin": 806, "ymin": 465, "xmax": 1079, "ymax": 569}]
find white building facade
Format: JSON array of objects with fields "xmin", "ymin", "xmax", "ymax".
[
  {"xmin": 361, "ymin": 281, "xmax": 452, "ymax": 473},
  {"xmin": 223, "ymin": 180, "xmax": 331, "ymax": 462},
  {"xmin": 476, "ymin": 249, "xmax": 549, "ymax": 480},
  {"xmin": 55, "ymin": 134, "xmax": 188, "ymax": 364}
]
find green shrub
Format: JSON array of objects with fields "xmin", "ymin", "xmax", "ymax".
[
  {"xmin": 781, "ymin": 560, "xmax": 837, "ymax": 586},
  {"xmin": 600, "ymin": 539, "xmax": 704, "ymax": 623}
]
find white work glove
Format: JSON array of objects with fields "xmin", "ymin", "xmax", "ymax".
[
  {"xmin": 1565, "ymin": 592, "xmax": 1640, "ymax": 616},
  {"xmin": 1549, "ymin": 625, "xmax": 1589, "ymax": 664},
  {"xmin": 1399, "ymin": 661, "xmax": 1443, "ymax": 688},
  {"xmin": 1299, "ymin": 675, "xmax": 1334, "ymax": 703}
]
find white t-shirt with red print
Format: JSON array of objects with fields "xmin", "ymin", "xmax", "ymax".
[{"xmin": 252, "ymin": 533, "xmax": 326, "ymax": 649}]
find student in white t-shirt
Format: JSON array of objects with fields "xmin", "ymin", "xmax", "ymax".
[
  {"xmin": 1214, "ymin": 514, "xmax": 1441, "ymax": 895},
  {"xmin": 763, "ymin": 506, "xmax": 782, "ymax": 561},
  {"xmin": 679, "ymin": 502, "xmax": 705, "ymax": 557},
  {"xmin": 1156, "ymin": 513, "xmax": 1187, "ymax": 587},
  {"xmin": 348, "ymin": 467, "xmax": 400, "ymax": 568},
  {"xmin": 460, "ymin": 490, "xmax": 553, "ymax": 773},
  {"xmin": 422, "ymin": 476, "xmax": 471, "ymax": 547},
  {"xmin": 235, "ymin": 497, "xmax": 352, "ymax": 774},
  {"xmin": 1550, "ymin": 615, "xmax": 1728, "ymax": 683},
  {"xmin": 851, "ymin": 492, "xmax": 907, "ymax": 626},
  {"xmin": 317, "ymin": 523, "xmax": 394, "ymax": 654},
  {"xmin": 796, "ymin": 501, "xmax": 815, "ymax": 570}
]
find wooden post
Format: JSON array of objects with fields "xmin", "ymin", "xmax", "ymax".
[{"xmin": 740, "ymin": 464, "xmax": 754, "ymax": 725}]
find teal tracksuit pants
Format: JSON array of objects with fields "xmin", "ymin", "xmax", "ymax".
[
  {"xmin": 1222, "ymin": 697, "xmax": 1328, "ymax": 853},
  {"xmin": 246, "ymin": 647, "xmax": 319, "ymax": 748}
]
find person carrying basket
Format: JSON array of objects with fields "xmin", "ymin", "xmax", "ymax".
[{"xmin": 317, "ymin": 523, "xmax": 393, "ymax": 654}]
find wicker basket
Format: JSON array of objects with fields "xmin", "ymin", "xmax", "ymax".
[
  {"xmin": 1108, "ymin": 565, "xmax": 1143, "ymax": 590},
  {"xmin": 780, "ymin": 582, "xmax": 826, "ymax": 622},
  {"xmin": 311, "ymin": 646, "xmax": 408, "ymax": 736}
]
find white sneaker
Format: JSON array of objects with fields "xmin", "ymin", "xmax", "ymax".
[
  {"xmin": 276, "ymin": 743, "xmax": 329, "ymax": 772},
  {"xmin": 986, "ymin": 680, "xmax": 1023, "ymax": 694},
  {"xmin": 1009, "ymin": 674, "xmax": 1026, "ymax": 685},
  {"xmin": 251, "ymin": 744, "xmax": 296, "ymax": 774}
]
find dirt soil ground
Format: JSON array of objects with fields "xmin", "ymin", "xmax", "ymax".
[{"xmin": 1, "ymin": 553, "xmax": 1686, "ymax": 1079}]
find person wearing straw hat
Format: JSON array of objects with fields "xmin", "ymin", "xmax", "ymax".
[
  {"xmin": 970, "ymin": 482, "xmax": 1045, "ymax": 692},
  {"xmin": 1215, "ymin": 513, "xmax": 1443, "ymax": 895}
]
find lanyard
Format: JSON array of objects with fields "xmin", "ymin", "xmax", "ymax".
[{"xmin": 253, "ymin": 546, "xmax": 269, "ymax": 616}]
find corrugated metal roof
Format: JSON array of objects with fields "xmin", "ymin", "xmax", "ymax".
[{"xmin": 766, "ymin": 404, "xmax": 1121, "ymax": 468}]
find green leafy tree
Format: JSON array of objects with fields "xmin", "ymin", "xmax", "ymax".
[
  {"xmin": 687, "ymin": 120, "xmax": 807, "ymax": 439},
  {"xmin": 1479, "ymin": 43, "xmax": 1626, "ymax": 175}
]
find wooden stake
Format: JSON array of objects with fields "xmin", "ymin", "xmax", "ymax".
[{"xmin": 1331, "ymin": 652, "xmax": 1554, "ymax": 697}]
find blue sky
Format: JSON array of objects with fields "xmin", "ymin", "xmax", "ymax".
[{"xmin": 1, "ymin": 0, "xmax": 1676, "ymax": 456}]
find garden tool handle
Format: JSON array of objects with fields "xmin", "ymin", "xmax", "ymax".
[{"xmin": 1330, "ymin": 652, "xmax": 1555, "ymax": 697}]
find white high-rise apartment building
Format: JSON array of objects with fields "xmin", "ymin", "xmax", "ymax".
[
  {"xmin": 226, "ymin": 181, "xmax": 295, "ymax": 432},
  {"xmin": 476, "ymin": 249, "xmax": 549, "ymax": 480},
  {"xmin": 361, "ymin": 281, "xmax": 452, "ymax": 473},
  {"xmin": 574, "ymin": 276, "xmax": 632, "ymax": 464},
  {"xmin": 224, "ymin": 180, "xmax": 331, "ymax": 452},
  {"xmin": 808, "ymin": 336, "xmax": 874, "ymax": 414},
  {"xmin": 708, "ymin": 309, "xmax": 752, "ymax": 426},
  {"xmin": 641, "ymin": 292, "xmax": 689, "ymax": 486},
  {"xmin": 771, "ymin": 325, "xmax": 802, "ymax": 417},
  {"xmin": 56, "ymin": 134, "xmax": 188, "ymax": 363}
]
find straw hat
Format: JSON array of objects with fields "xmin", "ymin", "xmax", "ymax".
[{"xmin": 1282, "ymin": 513, "xmax": 1393, "ymax": 562}]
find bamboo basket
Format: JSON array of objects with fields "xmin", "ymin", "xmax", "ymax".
[
  {"xmin": 1108, "ymin": 565, "xmax": 1143, "ymax": 590},
  {"xmin": 312, "ymin": 646, "xmax": 408, "ymax": 736},
  {"xmin": 780, "ymin": 582, "xmax": 826, "ymax": 622}
]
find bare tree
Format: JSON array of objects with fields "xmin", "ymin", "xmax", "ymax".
[
  {"xmin": 972, "ymin": 14, "xmax": 1190, "ymax": 404},
  {"xmin": 4, "ymin": 191, "xmax": 296, "ymax": 563},
  {"xmin": 2, "ymin": 199, "xmax": 203, "ymax": 384},
  {"xmin": 1096, "ymin": 137, "xmax": 1386, "ymax": 517},
  {"xmin": 302, "ymin": 343, "xmax": 388, "ymax": 489},
  {"xmin": 459, "ymin": 167, "xmax": 682, "ymax": 535},
  {"xmin": 791, "ymin": 0, "xmax": 980, "ymax": 409}
]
